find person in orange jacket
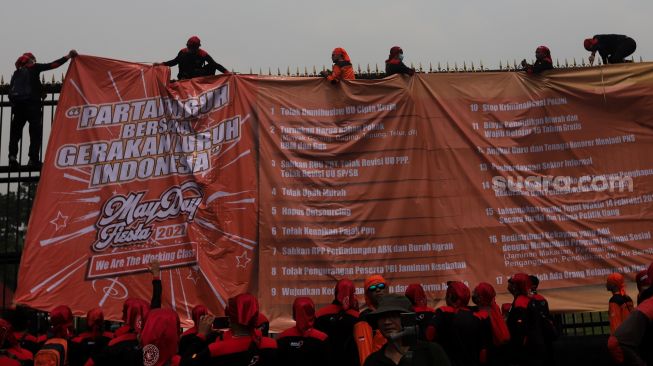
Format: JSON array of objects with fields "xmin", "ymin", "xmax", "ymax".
[
  {"xmin": 354, "ymin": 275, "xmax": 388, "ymax": 365},
  {"xmin": 606, "ymin": 273, "xmax": 634, "ymax": 334},
  {"xmin": 320, "ymin": 48, "xmax": 355, "ymax": 83}
]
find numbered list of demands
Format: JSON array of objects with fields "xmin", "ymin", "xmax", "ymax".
[
  {"xmin": 469, "ymin": 97, "xmax": 653, "ymax": 288},
  {"xmin": 258, "ymin": 102, "xmax": 470, "ymax": 307}
]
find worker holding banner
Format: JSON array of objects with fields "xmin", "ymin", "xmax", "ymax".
[{"xmin": 156, "ymin": 36, "xmax": 229, "ymax": 80}]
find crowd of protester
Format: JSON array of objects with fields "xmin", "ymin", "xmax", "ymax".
[
  {"xmin": 2, "ymin": 260, "xmax": 652, "ymax": 366},
  {"xmin": 5, "ymin": 33, "xmax": 638, "ymax": 169}
]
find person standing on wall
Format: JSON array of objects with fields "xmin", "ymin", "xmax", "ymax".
[{"xmin": 8, "ymin": 50, "xmax": 77, "ymax": 169}]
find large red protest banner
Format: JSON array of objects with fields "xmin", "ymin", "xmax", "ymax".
[
  {"xmin": 14, "ymin": 56, "xmax": 258, "ymax": 326},
  {"xmin": 15, "ymin": 56, "xmax": 653, "ymax": 329},
  {"xmin": 256, "ymin": 64, "xmax": 653, "ymax": 329}
]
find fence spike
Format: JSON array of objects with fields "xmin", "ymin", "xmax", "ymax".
[
  {"xmin": 304, "ymin": 66, "xmax": 308, "ymax": 76},
  {"xmin": 259, "ymin": 68, "xmax": 262, "ymax": 75},
  {"xmin": 437, "ymin": 62, "xmax": 441, "ymax": 72},
  {"xmin": 312, "ymin": 65, "xmax": 317, "ymax": 76},
  {"xmin": 375, "ymin": 63, "xmax": 379, "ymax": 75},
  {"xmin": 418, "ymin": 62, "xmax": 423, "ymax": 72},
  {"xmin": 499, "ymin": 60, "xmax": 502, "ymax": 70},
  {"xmin": 429, "ymin": 62, "xmax": 433, "ymax": 72},
  {"xmin": 454, "ymin": 62, "xmax": 458, "ymax": 72},
  {"xmin": 573, "ymin": 58, "xmax": 577, "ymax": 67},
  {"xmin": 556, "ymin": 59, "xmax": 560, "ymax": 68},
  {"xmin": 471, "ymin": 61, "xmax": 475, "ymax": 72},
  {"xmin": 463, "ymin": 61, "xmax": 467, "ymax": 71},
  {"xmin": 640, "ymin": 56, "xmax": 643, "ymax": 63},
  {"xmin": 479, "ymin": 60, "xmax": 484, "ymax": 71},
  {"xmin": 565, "ymin": 59, "xmax": 569, "ymax": 68},
  {"xmin": 286, "ymin": 66, "xmax": 290, "ymax": 76},
  {"xmin": 581, "ymin": 58, "xmax": 585, "ymax": 67},
  {"xmin": 41, "ymin": 74, "xmax": 45, "ymax": 83},
  {"xmin": 513, "ymin": 59, "xmax": 518, "ymax": 69},
  {"xmin": 0, "ymin": 75, "xmax": 4, "ymax": 85},
  {"xmin": 446, "ymin": 62, "xmax": 450, "ymax": 72},
  {"xmin": 296, "ymin": 66, "xmax": 300, "ymax": 76},
  {"xmin": 268, "ymin": 67, "xmax": 271, "ymax": 75},
  {"xmin": 631, "ymin": 56, "xmax": 635, "ymax": 62},
  {"xmin": 249, "ymin": 67, "xmax": 252, "ymax": 74}
]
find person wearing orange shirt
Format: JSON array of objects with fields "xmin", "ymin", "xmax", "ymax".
[{"xmin": 320, "ymin": 48, "xmax": 355, "ymax": 83}]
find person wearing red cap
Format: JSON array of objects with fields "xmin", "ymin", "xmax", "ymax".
[
  {"xmin": 0, "ymin": 318, "xmax": 33, "ymax": 366},
  {"xmin": 427, "ymin": 281, "xmax": 490, "ymax": 366},
  {"xmin": 404, "ymin": 284, "xmax": 434, "ymax": 341},
  {"xmin": 520, "ymin": 46, "xmax": 553, "ymax": 74},
  {"xmin": 584, "ymin": 34, "xmax": 637, "ymax": 65},
  {"xmin": 606, "ymin": 273, "xmax": 634, "ymax": 335},
  {"xmin": 277, "ymin": 297, "xmax": 330, "ymax": 366},
  {"xmin": 156, "ymin": 36, "xmax": 229, "ymax": 80},
  {"xmin": 69, "ymin": 308, "xmax": 113, "ymax": 366},
  {"xmin": 506, "ymin": 273, "xmax": 547, "ymax": 366},
  {"xmin": 8, "ymin": 49, "xmax": 77, "ymax": 169},
  {"xmin": 180, "ymin": 293, "xmax": 277, "ymax": 366},
  {"xmin": 355, "ymin": 275, "xmax": 389, "ymax": 365},
  {"xmin": 179, "ymin": 305, "xmax": 213, "ymax": 356},
  {"xmin": 140, "ymin": 309, "xmax": 182, "ymax": 366},
  {"xmin": 89, "ymin": 260, "xmax": 162, "ymax": 366},
  {"xmin": 471, "ymin": 283, "xmax": 510, "ymax": 366},
  {"xmin": 385, "ymin": 46, "xmax": 415, "ymax": 77},
  {"xmin": 315, "ymin": 279, "xmax": 360, "ymax": 366},
  {"xmin": 320, "ymin": 47, "xmax": 355, "ymax": 83},
  {"xmin": 609, "ymin": 262, "xmax": 653, "ymax": 365}
]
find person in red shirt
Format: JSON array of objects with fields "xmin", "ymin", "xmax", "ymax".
[
  {"xmin": 277, "ymin": 297, "xmax": 330, "ymax": 366},
  {"xmin": 0, "ymin": 319, "xmax": 32, "ymax": 366},
  {"xmin": 506, "ymin": 273, "xmax": 547, "ymax": 366},
  {"xmin": 428, "ymin": 281, "xmax": 491, "ymax": 366},
  {"xmin": 472, "ymin": 282, "xmax": 510, "ymax": 366},
  {"xmin": 69, "ymin": 308, "xmax": 113, "ymax": 366},
  {"xmin": 320, "ymin": 48, "xmax": 355, "ymax": 83},
  {"xmin": 635, "ymin": 269, "xmax": 650, "ymax": 305},
  {"xmin": 140, "ymin": 309, "xmax": 182, "ymax": 366},
  {"xmin": 355, "ymin": 275, "xmax": 389, "ymax": 365},
  {"xmin": 180, "ymin": 293, "xmax": 277, "ymax": 366},
  {"xmin": 315, "ymin": 279, "xmax": 360, "ymax": 366},
  {"xmin": 404, "ymin": 284, "xmax": 434, "ymax": 341}
]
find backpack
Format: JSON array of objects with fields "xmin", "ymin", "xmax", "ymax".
[
  {"xmin": 9, "ymin": 68, "xmax": 32, "ymax": 103},
  {"xmin": 34, "ymin": 338, "xmax": 68, "ymax": 366}
]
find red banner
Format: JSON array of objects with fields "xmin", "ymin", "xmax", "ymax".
[
  {"xmin": 15, "ymin": 57, "xmax": 653, "ymax": 330},
  {"xmin": 15, "ymin": 56, "xmax": 258, "ymax": 326}
]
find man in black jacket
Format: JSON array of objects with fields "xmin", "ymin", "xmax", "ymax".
[
  {"xmin": 156, "ymin": 36, "xmax": 229, "ymax": 80},
  {"xmin": 584, "ymin": 34, "xmax": 637, "ymax": 65},
  {"xmin": 8, "ymin": 50, "xmax": 77, "ymax": 169}
]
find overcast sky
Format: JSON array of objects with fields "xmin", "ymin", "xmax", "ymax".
[{"xmin": 0, "ymin": 0, "xmax": 651, "ymax": 81}]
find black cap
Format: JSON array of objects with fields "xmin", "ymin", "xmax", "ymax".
[{"xmin": 365, "ymin": 294, "xmax": 412, "ymax": 324}]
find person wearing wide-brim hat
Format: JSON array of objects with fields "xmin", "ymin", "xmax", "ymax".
[{"xmin": 363, "ymin": 294, "xmax": 451, "ymax": 366}]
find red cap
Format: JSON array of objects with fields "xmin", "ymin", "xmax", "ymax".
[
  {"xmin": 292, "ymin": 297, "xmax": 316, "ymax": 333},
  {"xmin": 15, "ymin": 55, "xmax": 30, "ymax": 69},
  {"xmin": 584, "ymin": 38, "xmax": 598, "ymax": 51},
  {"xmin": 140, "ymin": 309, "xmax": 180, "ymax": 366},
  {"xmin": 187, "ymin": 36, "xmax": 201, "ymax": 47},
  {"xmin": 446, "ymin": 281, "xmax": 471, "ymax": 308}
]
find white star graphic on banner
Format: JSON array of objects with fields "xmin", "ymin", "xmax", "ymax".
[
  {"xmin": 236, "ymin": 251, "xmax": 251, "ymax": 269},
  {"xmin": 50, "ymin": 211, "xmax": 69, "ymax": 231},
  {"xmin": 187, "ymin": 268, "xmax": 200, "ymax": 285}
]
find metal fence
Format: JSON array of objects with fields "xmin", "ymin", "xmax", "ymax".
[{"xmin": 0, "ymin": 65, "xmax": 627, "ymax": 333}]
